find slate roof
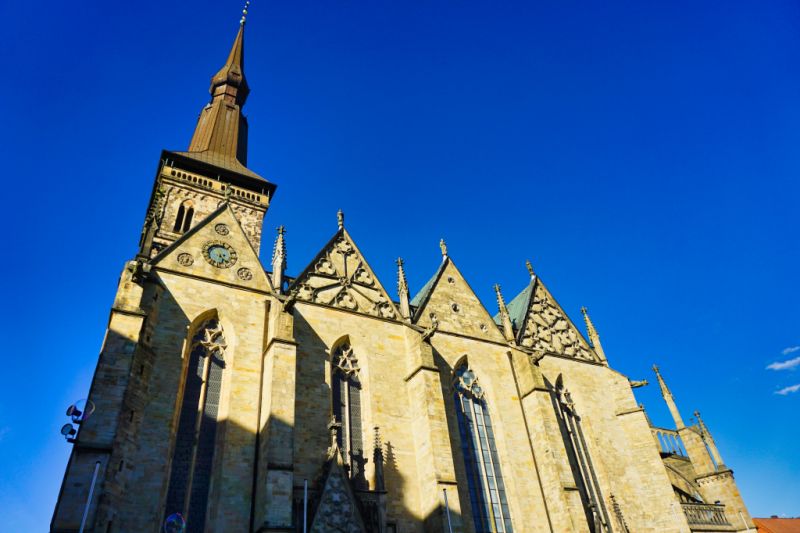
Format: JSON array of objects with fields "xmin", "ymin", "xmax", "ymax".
[
  {"xmin": 409, "ymin": 259, "xmax": 448, "ymax": 320},
  {"xmin": 493, "ymin": 280, "xmax": 534, "ymax": 331}
]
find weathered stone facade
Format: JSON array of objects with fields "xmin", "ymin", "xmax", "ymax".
[{"xmin": 51, "ymin": 19, "xmax": 753, "ymax": 533}]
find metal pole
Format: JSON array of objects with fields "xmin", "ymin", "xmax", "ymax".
[
  {"xmin": 79, "ymin": 461, "xmax": 101, "ymax": 533},
  {"xmin": 303, "ymin": 479, "xmax": 308, "ymax": 533},
  {"xmin": 443, "ymin": 488, "xmax": 453, "ymax": 533},
  {"xmin": 739, "ymin": 512, "xmax": 750, "ymax": 532}
]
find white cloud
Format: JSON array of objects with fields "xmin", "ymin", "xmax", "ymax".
[
  {"xmin": 766, "ymin": 356, "xmax": 800, "ymax": 371},
  {"xmin": 775, "ymin": 383, "xmax": 800, "ymax": 396},
  {"xmin": 782, "ymin": 346, "xmax": 800, "ymax": 356}
]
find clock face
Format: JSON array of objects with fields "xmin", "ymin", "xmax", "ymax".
[
  {"xmin": 208, "ymin": 245, "xmax": 230, "ymax": 263},
  {"xmin": 202, "ymin": 241, "xmax": 238, "ymax": 268}
]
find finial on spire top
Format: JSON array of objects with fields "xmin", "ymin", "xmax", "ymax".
[
  {"xmin": 439, "ymin": 239, "xmax": 448, "ymax": 259},
  {"xmin": 396, "ymin": 257, "xmax": 411, "ymax": 319},
  {"xmin": 240, "ymin": 0, "xmax": 251, "ymax": 25},
  {"xmin": 526, "ymin": 259, "xmax": 535, "ymax": 278},
  {"xmin": 337, "ymin": 209, "xmax": 344, "ymax": 230},
  {"xmin": 652, "ymin": 364, "xmax": 685, "ymax": 428},
  {"xmin": 271, "ymin": 225, "xmax": 287, "ymax": 294},
  {"xmin": 581, "ymin": 306, "xmax": 607, "ymax": 363},
  {"xmin": 494, "ymin": 284, "xmax": 516, "ymax": 343},
  {"xmin": 494, "ymin": 284, "xmax": 507, "ymax": 309}
]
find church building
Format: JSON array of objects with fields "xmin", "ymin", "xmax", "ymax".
[{"xmin": 51, "ymin": 14, "xmax": 754, "ymax": 533}]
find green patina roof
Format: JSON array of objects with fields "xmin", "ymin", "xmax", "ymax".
[
  {"xmin": 410, "ymin": 261, "xmax": 446, "ymax": 308},
  {"xmin": 493, "ymin": 281, "xmax": 535, "ymax": 331}
]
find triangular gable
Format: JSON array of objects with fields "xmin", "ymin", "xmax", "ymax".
[
  {"xmin": 289, "ymin": 229, "xmax": 400, "ymax": 320},
  {"xmin": 515, "ymin": 278, "xmax": 598, "ymax": 362},
  {"xmin": 413, "ymin": 258, "xmax": 506, "ymax": 342},
  {"xmin": 310, "ymin": 448, "xmax": 367, "ymax": 533},
  {"xmin": 150, "ymin": 203, "xmax": 270, "ymax": 292}
]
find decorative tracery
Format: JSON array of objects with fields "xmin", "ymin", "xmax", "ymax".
[
  {"xmin": 292, "ymin": 234, "xmax": 398, "ymax": 319},
  {"xmin": 452, "ymin": 362, "xmax": 513, "ymax": 533},
  {"xmin": 333, "ymin": 342, "xmax": 359, "ymax": 377}
]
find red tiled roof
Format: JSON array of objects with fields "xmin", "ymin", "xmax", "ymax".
[{"xmin": 754, "ymin": 518, "xmax": 800, "ymax": 533}]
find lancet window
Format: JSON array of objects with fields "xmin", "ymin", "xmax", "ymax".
[
  {"xmin": 553, "ymin": 376, "xmax": 611, "ymax": 532},
  {"xmin": 164, "ymin": 318, "xmax": 227, "ymax": 533},
  {"xmin": 173, "ymin": 200, "xmax": 194, "ymax": 233},
  {"xmin": 331, "ymin": 340, "xmax": 366, "ymax": 487},
  {"xmin": 453, "ymin": 362, "xmax": 513, "ymax": 533}
]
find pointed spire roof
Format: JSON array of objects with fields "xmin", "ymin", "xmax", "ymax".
[
  {"xmin": 170, "ymin": 13, "xmax": 272, "ymax": 190},
  {"xmin": 581, "ymin": 306, "xmax": 607, "ymax": 363},
  {"xmin": 653, "ymin": 365, "xmax": 685, "ymax": 429},
  {"xmin": 209, "ymin": 23, "xmax": 249, "ymax": 105},
  {"xmin": 396, "ymin": 257, "xmax": 411, "ymax": 320},
  {"xmin": 494, "ymin": 284, "xmax": 516, "ymax": 342},
  {"xmin": 271, "ymin": 225, "xmax": 287, "ymax": 292}
]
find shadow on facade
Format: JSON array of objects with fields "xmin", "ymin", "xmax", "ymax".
[
  {"xmin": 56, "ymin": 285, "xmax": 466, "ymax": 532},
  {"xmin": 432, "ymin": 349, "xmax": 471, "ymax": 533}
]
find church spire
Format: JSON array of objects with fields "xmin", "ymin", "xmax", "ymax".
[
  {"xmin": 271, "ymin": 226, "xmax": 287, "ymax": 293},
  {"xmin": 494, "ymin": 284, "xmax": 515, "ymax": 343},
  {"xmin": 581, "ymin": 307, "xmax": 607, "ymax": 363},
  {"xmin": 652, "ymin": 365, "xmax": 685, "ymax": 429},
  {"xmin": 396, "ymin": 258, "xmax": 411, "ymax": 320},
  {"xmin": 187, "ymin": 12, "xmax": 251, "ymax": 165}
]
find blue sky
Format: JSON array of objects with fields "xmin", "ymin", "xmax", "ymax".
[{"xmin": 1, "ymin": 0, "xmax": 798, "ymax": 529}]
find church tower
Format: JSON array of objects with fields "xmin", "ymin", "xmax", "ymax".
[
  {"xmin": 138, "ymin": 19, "xmax": 274, "ymax": 260},
  {"xmin": 51, "ymin": 15, "xmax": 280, "ymax": 533}
]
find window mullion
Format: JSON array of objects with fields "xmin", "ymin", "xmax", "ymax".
[
  {"xmin": 480, "ymin": 402, "xmax": 506, "ymax": 533},
  {"xmin": 470, "ymin": 398, "xmax": 497, "ymax": 533},
  {"xmin": 183, "ymin": 345, "xmax": 211, "ymax": 518},
  {"xmin": 344, "ymin": 377, "xmax": 352, "ymax": 467}
]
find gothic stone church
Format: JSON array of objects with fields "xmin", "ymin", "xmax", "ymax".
[{"xmin": 51, "ymin": 20, "xmax": 753, "ymax": 533}]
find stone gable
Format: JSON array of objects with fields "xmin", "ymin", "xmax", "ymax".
[
  {"xmin": 518, "ymin": 279, "xmax": 598, "ymax": 362},
  {"xmin": 289, "ymin": 229, "xmax": 400, "ymax": 320},
  {"xmin": 151, "ymin": 203, "xmax": 270, "ymax": 292},
  {"xmin": 414, "ymin": 259, "xmax": 506, "ymax": 343}
]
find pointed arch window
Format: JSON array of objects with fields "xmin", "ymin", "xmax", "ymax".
[
  {"xmin": 164, "ymin": 318, "xmax": 227, "ymax": 533},
  {"xmin": 331, "ymin": 341, "xmax": 366, "ymax": 487},
  {"xmin": 173, "ymin": 200, "xmax": 194, "ymax": 233},
  {"xmin": 553, "ymin": 377, "xmax": 611, "ymax": 532},
  {"xmin": 453, "ymin": 363, "xmax": 513, "ymax": 533}
]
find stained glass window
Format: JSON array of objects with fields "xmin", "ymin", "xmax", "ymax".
[
  {"xmin": 453, "ymin": 363, "xmax": 513, "ymax": 533},
  {"xmin": 331, "ymin": 341, "xmax": 366, "ymax": 488},
  {"xmin": 164, "ymin": 318, "xmax": 226, "ymax": 533}
]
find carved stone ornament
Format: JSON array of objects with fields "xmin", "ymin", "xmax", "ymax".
[
  {"xmin": 520, "ymin": 283, "xmax": 596, "ymax": 361},
  {"xmin": 202, "ymin": 241, "xmax": 238, "ymax": 269},
  {"xmin": 453, "ymin": 365, "xmax": 484, "ymax": 399},
  {"xmin": 177, "ymin": 253, "xmax": 194, "ymax": 267},
  {"xmin": 333, "ymin": 343, "xmax": 359, "ymax": 377},
  {"xmin": 214, "ymin": 223, "xmax": 230, "ymax": 236},
  {"xmin": 292, "ymin": 234, "xmax": 398, "ymax": 319},
  {"xmin": 237, "ymin": 267, "xmax": 253, "ymax": 281}
]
